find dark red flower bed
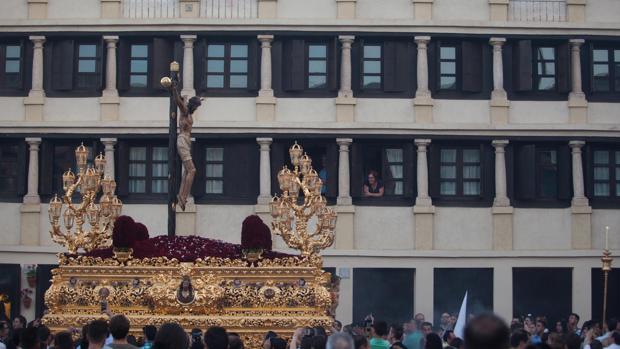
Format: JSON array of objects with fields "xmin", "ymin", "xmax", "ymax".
[{"xmin": 84, "ymin": 235, "xmax": 293, "ymax": 262}]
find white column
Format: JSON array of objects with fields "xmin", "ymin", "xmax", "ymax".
[
  {"xmin": 258, "ymin": 35, "xmax": 274, "ymax": 97},
  {"xmin": 569, "ymin": 141, "xmax": 588, "ymax": 207},
  {"xmin": 569, "ymin": 39, "xmax": 585, "ymax": 97},
  {"xmin": 338, "ymin": 36, "xmax": 355, "ymax": 98},
  {"xmin": 257, "ymin": 138, "xmax": 272, "ymax": 204},
  {"xmin": 29, "ymin": 36, "xmax": 45, "ymax": 98},
  {"xmin": 101, "ymin": 138, "xmax": 117, "ymax": 179},
  {"xmin": 415, "ymin": 139, "xmax": 432, "ymax": 207},
  {"xmin": 414, "ymin": 36, "xmax": 431, "ymax": 98},
  {"xmin": 181, "ymin": 35, "xmax": 197, "ymax": 97},
  {"xmin": 489, "ymin": 38, "xmax": 507, "ymax": 100},
  {"xmin": 336, "ymin": 138, "xmax": 352, "ymax": 206},
  {"xmin": 103, "ymin": 36, "xmax": 119, "ymax": 97},
  {"xmin": 493, "ymin": 140, "xmax": 510, "ymax": 207},
  {"xmin": 23, "ymin": 138, "xmax": 42, "ymax": 204}
]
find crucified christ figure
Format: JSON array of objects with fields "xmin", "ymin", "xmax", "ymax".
[{"xmin": 171, "ymin": 81, "xmax": 202, "ymax": 211}]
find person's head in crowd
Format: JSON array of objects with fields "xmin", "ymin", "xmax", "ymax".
[
  {"xmin": 414, "ymin": 314, "xmax": 426, "ymax": 325},
  {"xmin": 389, "ymin": 324, "xmax": 404, "ymax": 343},
  {"xmin": 78, "ymin": 324, "xmax": 90, "ymax": 349},
  {"xmin": 535, "ymin": 319, "xmax": 547, "ymax": 336},
  {"xmin": 405, "ymin": 319, "xmax": 418, "ymax": 335},
  {"xmin": 333, "ymin": 321, "xmax": 343, "ymax": 333},
  {"xmin": 372, "ymin": 321, "xmax": 389, "ymax": 339},
  {"xmin": 449, "ymin": 338, "xmax": 463, "ymax": 349},
  {"xmin": 205, "ymin": 326, "xmax": 228, "ymax": 349},
  {"xmin": 300, "ymin": 336, "xmax": 314, "ymax": 349},
  {"xmin": 510, "ymin": 322, "xmax": 524, "ymax": 332},
  {"xmin": 12, "ymin": 315, "xmax": 27, "ymax": 330},
  {"xmin": 553, "ymin": 321, "xmax": 566, "ymax": 334},
  {"xmin": 310, "ymin": 335, "xmax": 327, "ymax": 349},
  {"xmin": 37, "ymin": 325, "xmax": 53, "ymax": 347},
  {"xmin": 440, "ymin": 313, "xmax": 451, "ymax": 327},
  {"xmin": 612, "ymin": 332, "xmax": 620, "ymax": 346},
  {"xmin": 0, "ymin": 321, "xmax": 9, "ymax": 339},
  {"xmin": 143, "ymin": 325, "xmax": 157, "ymax": 344},
  {"xmin": 367, "ymin": 171, "xmax": 379, "ymax": 186},
  {"xmin": 463, "ymin": 313, "xmax": 509, "ymax": 349},
  {"xmin": 314, "ymin": 327, "xmax": 327, "ymax": 337},
  {"xmin": 442, "ymin": 330, "xmax": 455, "ymax": 344},
  {"xmin": 589, "ymin": 340, "xmax": 603, "ymax": 349},
  {"xmin": 109, "ymin": 314, "xmax": 131, "ymax": 342},
  {"xmin": 127, "ymin": 334, "xmax": 137, "ymax": 346},
  {"xmin": 424, "ymin": 333, "xmax": 442, "ymax": 349},
  {"xmin": 152, "ymin": 323, "xmax": 189, "ymax": 349},
  {"xmin": 54, "ymin": 331, "xmax": 74, "ymax": 349},
  {"xmin": 20, "ymin": 327, "xmax": 40, "ymax": 349},
  {"xmin": 606, "ymin": 318, "xmax": 619, "ymax": 333},
  {"xmin": 228, "ymin": 332, "xmax": 244, "ymax": 349},
  {"xmin": 545, "ymin": 333, "xmax": 565, "ymax": 349},
  {"xmin": 510, "ymin": 329, "xmax": 529, "ymax": 349},
  {"xmin": 567, "ymin": 313, "xmax": 580, "ymax": 331},
  {"xmin": 354, "ymin": 335, "xmax": 369, "ymax": 349},
  {"xmin": 564, "ymin": 333, "xmax": 581, "ymax": 349},
  {"xmin": 421, "ymin": 322, "xmax": 433, "ymax": 337},
  {"xmin": 87, "ymin": 320, "xmax": 109, "ymax": 349}
]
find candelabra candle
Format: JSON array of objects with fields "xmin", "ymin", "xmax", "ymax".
[
  {"xmin": 270, "ymin": 142, "xmax": 336, "ymax": 257},
  {"xmin": 605, "ymin": 226, "xmax": 609, "ymax": 251}
]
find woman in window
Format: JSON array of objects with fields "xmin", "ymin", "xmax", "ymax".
[{"xmin": 363, "ymin": 170, "xmax": 384, "ymax": 198}]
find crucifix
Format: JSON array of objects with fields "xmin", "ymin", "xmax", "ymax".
[{"xmin": 161, "ymin": 61, "xmax": 203, "ymax": 236}]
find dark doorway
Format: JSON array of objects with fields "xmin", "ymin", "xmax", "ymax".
[
  {"xmin": 591, "ymin": 268, "xmax": 620, "ymax": 323},
  {"xmin": 513, "ymin": 268, "xmax": 572, "ymax": 325},
  {"xmin": 353, "ymin": 268, "xmax": 415, "ymax": 325}
]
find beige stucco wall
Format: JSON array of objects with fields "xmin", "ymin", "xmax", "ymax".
[
  {"xmin": 44, "ymin": 98, "xmax": 100, "ymax": 122},
  {"xmin": 277, "ymin": 98, "xmax": 336, "ymax": 123},
  {"xmin": 513, "ymin": 208, "xmax": 572, "ymax": 250},
  {"xmin": 354, "ymin": 206, "xmax": 415, "ymax": 250},
  {"xmin": 277, "ymin": 0, "xmax": 336, "ymax": 18},
  {"xmin": 592, "ymin": 209, "xmax": 620, "ymax": 250},
  {"xmin": 0, "ymin": 203, "xmax": 21, "ymax": 245},
  {"xmin": 196, "ymin": 97, "xmax": 256, "ymax": 122},
  {"xmin": 119, "ymin": 97, "xmax": 169, "ymax": 122},
  {"xmin": 510, "ymin": 101, "xmax": 569, "ymax": 124},
  {"xmin": 433, "ymin": 0, "xmax": 489, "ymax": 21},
  {"xmin": 434, "ymin": 207, "xmax": 493, "ymax": 250},
  {"xmin": 585, "ymin": 0, "xmax": 620, "ymax": 23},
  {"xmin": 434, "ymin": 99, "xmax": 489, "ymax": 124},
  {"xmin": 0, "ymin": 97, "xmax": 25, "ymax": 121},
  {"xmin": 588, "ymin": 103, "xmax": 620, "ymax": 124},
  {"xmin": 0, "ymin": 0, "xmax": 27, "ymax": 19},
  {"xmin": 196, "ymin": 204, "xmax": 257, "ymax": 242},
  {"xmin": 356, "ymin": 0, "xmax": 413, "ymax": 19},
  {"xmin": 48, "ymin": 0, "xmax": 101, "ymax": 18},
  {"xmin": 355, "ymin": 99, "xmax": 413, "ymax": 123}
]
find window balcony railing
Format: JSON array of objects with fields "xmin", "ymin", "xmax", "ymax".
[
  {"xmin": 121, "ymin": 0, "xmax": 258, "ymax": 18},
  {"xmin": 509, "ymin": 0, "xmax": 567, "ymax": 22}
]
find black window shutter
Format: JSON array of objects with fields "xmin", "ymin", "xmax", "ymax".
[
  {"xmin": 383, "ymin": 41, "xmax": 408, "ymax": 92},
  {"xmin": 557, "ymin": 145, "xmax": 572, "ymax": 200},
  {"xmin": 325, "ymin": 142, "xmax": 339, "ymax": 199},
  {"xmin": 191, "ymin": 142, "xmax": 205, "ymax": 199},
  {"xmin": 481, "ymin": 144, "xmax": 495, "ymax": 200},
  {"xmin": 194, "ymin": 38, "xmax": 206, "ymax": 92},
  {"xmin": 245, "ymin": 143, "xmax": 260, "ymax": 199},
  {"xmin": 556, "ymin": 42, "xmax": 571, "ymax": 93},
  {"xmin": 224, "ymin": 143, "xmax": 257, "ymax": 198},
  {"xmin": 428, "ymin": 144, "xmax": 440, "ymax": 198},
  {"xmin": 116, "ymin": 140, "xmax": 129, "ymax": 197},
  {"xmin": 270, "ymin": 142, "xmax": 285, "ymax": 196},
  {"xmin": 152, "ymin": 38, "xmax": 173, "ymax": 91},
  {"xmin": 13, "ymin": 40, "xmax": 25, "ymax": 90},
  {"xmin": 516, "ymin": 144, "xmax": 536, "ymax": 200},
  {"xmin": 513, "ymin": 40, "xmax": 533, "ymax": 92},
  {"xmin": 428, "ymin": 41, "xmax": 438, "ymax": 93},
  {"xmin": 16, "ymin": 140, "xmax": 28, "ymax": 197},
  {"xmin": 403, "ymin": 142, "xmax": 416, "ymax": 199},
  {"xmin": 350, "ymin": 142, "xmax": 363, "ymax": 198},
  {"xmin": 328, "ymin": 37, "xmax": 339, "ymax": 91},
  {"xmin": 506, "ymin": 144, "xmax": 514, "ymax": 202},
  {"xmin": 247, "ymin": 39, "xmax": 260, "ymax": 91},
  {"xmin": 583, "ymin": 144, "xmax": 593, "ymax": 199},
  {"xmin": 117, "ymin": 39, "xmax": 130, "ymax": 90},
  {"xmin": 39, "ymin": 140, "xmax": 54, "ymax": 196},
  {"xmin": 461, "ymin": 41, "xmax": 483, "ymax": 93},
  {"xmin": 282, "ymin": 39, "xmax": 305, "ymax": 91},
  {"xmin": 97, "ymin": 39, "xmax": 105, "ymax": 91},
  {"xmin": 51, "ymin": 40, "xmax": 74, "ymax": 91}
]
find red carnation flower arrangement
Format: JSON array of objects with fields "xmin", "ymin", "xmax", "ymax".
[
  {"xmin": 112, "ymin": 215, "xmax": 151, "ymax": 249},
  {"xmin": 240, "ymin": 215, "xmax": 272, "ymax": 251}
]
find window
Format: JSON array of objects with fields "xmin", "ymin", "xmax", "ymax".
[
  {"xmin": 75, "ymin": 43, "xmax": 100, "ymax": 90},
  {"xmin": 439, "ymin": 45, "xmax": 457, "ymax": 90},
  {"xmin": 206, "ymin": 43, "xmax": 248, "ymax": 89},
  {"xmin": 537, "ymin": 148, "xmax": 558, "ymax": 198},
  {"xmin": 39, "ymin": 140, "xmax": 101, "ymax": 197},
  {"xmin": 439, "ymin": 148, "xmax": 481, "ymax": 197},
  {"xmin": 362, "ymin": 44, "xmax": 381, "ymax": 90},
  {"xmin": 205, "ymin": 147, "xmax": 224, "ymax": 194},
  {"xmin": 385, "ymin": 148, "xmax": 404, "ymax": 195},
  {"xmin": 129, "ymin": 44, "xmax": 149, "ymax": 89},
  {"xmin": 0, "ymin": 143, "xmax": 20, "ymax": 196},
  {"xmin": 535, "ymin": 46, "xmax": 556, "ymax": 91},
  {"xmin": 514, "ymin": 144, "xmax": 571, "ymax": 205},
  {"xmin": 592, "ymin": 149, "xmax": 620, "ymax": 198},
  {"xmin": 128, "ymin": 146, "xmax": 168, "ymax": 194},
  {"xmin": 1, "ymin": 44, "xmax": 22, "ymax": 90},
  {"xmin": 308, "ymin": 44, "xmax": 328, "ymax": 89},
  {"xmin": 592, "ymin": 47, "xmax": 620, "ymax": 93}
]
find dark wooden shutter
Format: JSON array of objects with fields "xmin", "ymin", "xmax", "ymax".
[
  {"xmin": 350, "ymin": 142, "xmax": 363, "ymax": 198},
  {"xmin": 481, "ymin": 144, "xmax": 495, "ymax": 200},
  {"xmin": 247, "ymin": 39, "xmax": 260, "ymax": 91},
  {"xmin": 505, "ymin": 144, "xmax": 514, "ymax": 202},
  {"xmin": 557, "ymin": 144, "xmax": 572, "ymax": 200},
  {"xmin": 282, "ymin": 39, "xmax": 305, "ymax": 91},
  {"xmin": 12, "ymin": 40, "xmax": 25, "ymax": 89},
  {"xmin": 270, "ymin": 142, "xmax": 285, "ymax": 196},
  {"xmin": 16, "ymin": 140, "xmax": 28, "ymax": 196},
  {"xmin": 325, "ymin": 142, "xmax": 339, "ymax": 199},
  {"xmin": 428, "ymin": 143, "xmax": 440, "ymax": 198},
  {"xmin": 117, "ymin": 39, "xmax": 130, "ymax": 91},
  {"xmin": 39, "ymin": 140, "xmax": 54, "ymax": 196},
  {"xmin": 513, "ymin": 40, "xmax": 533, "ymax": 92},
  {"xmin": 383, "ymin": 41, "xmax": 409, "ymax": 92},
  {"xmin": 116, "ymin": 140, "xmax": 129, "ymax": 196},
  {"xmin": 403, "ymin": 142, "xmax": 416, "ymax": 199},
  {"xmin": 152, "ymin": 38, "xmax": 173, "ymax": 91},
  {"xmin": 194, "ymin": 38, "xmax": 206, "ymax": 91},
  {"xmin": 191, "ymin": 142, "xmax": 205, "ymax": 199},
  {"xmin": 428, "ymin": 41, "xmax": 438, "ymax": 93},
  {"xmin": 556, "ymin": 42, "xmax": 571, "ymax": 93},
  {"xmin": 224, "ymin": 143, "xmax": 258, "ymax": 199},
  {"xmin": 51, "ymin": 40, "xmax": 74, "ymax": 91},
  {"xmin": 516, "ymin": 144, "xmax": 536, "ymax": 200},
  {"xmin": 97, "ymin": 39, "xmax": 105, "ymax": 91},
  {"xmin": 328, "ymin": 37, "xmax": 339, "ymax": 91},
  {"xmin": 461, "ymin": 41, "xmax": 483, "ymax": 93},
  {"xmin": 583, "ymin": 144, "xmax": 593, "ymax": 199}
]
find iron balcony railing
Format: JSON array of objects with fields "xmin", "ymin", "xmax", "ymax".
[
  {"xmin": 509, "ymin": 0, "xmax": 567, "ymax": 22},
  {"xmin": 122, "ymin": 0, "xmax": 258, "ymax": 18}
]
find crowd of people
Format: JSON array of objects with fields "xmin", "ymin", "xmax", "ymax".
[{"xmin": 0, "ymin": 311, "xmax": 619, "ymax": 349}]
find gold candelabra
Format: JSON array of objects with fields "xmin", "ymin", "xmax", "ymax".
[
  {"xmin": 270, "ymin": 142, "xmax": 337, "ymax": 256},
  {"xmin": 601, "ymin": 250, "xmax": 613, "ymax": 326},
  {"xmin": 48, "ymin": 143, "xmax": 123, "ymax": 254}
]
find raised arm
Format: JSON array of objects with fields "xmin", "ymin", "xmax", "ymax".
[{"xmin": 171, "ymin": 80, "xmax": 188, "ymax": 115}]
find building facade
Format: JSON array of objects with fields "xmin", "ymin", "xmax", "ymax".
[{"xmin": 0, "ymin": 0, "xmax": 618, "ymax": 328}]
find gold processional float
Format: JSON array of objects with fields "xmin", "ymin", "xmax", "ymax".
[{"xmin": 43, "ymin": 142, "xmax": 339, "ymax": 348}]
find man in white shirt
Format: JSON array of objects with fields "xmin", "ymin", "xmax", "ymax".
[{"xmin": 605, "ymin": 332, "xmax": 620, "ymax": 349}]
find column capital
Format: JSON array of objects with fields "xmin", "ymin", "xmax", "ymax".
[
  {"xmin": 181, "ymin": 34, "xmax": 197, "ymax": 42},
  {"xmin": 414, "ymin": 139, "xmax": 431, "ymax": 147},
  {"xmin": 336, "ymin": 138, "xmax": 353, "ymax": 146},
  {"xmin": 569, "ymin": 140, "xmax": 586, "ymax": 149},
  {"xmin": 103, "ymin": 35, "xmax": 119, "ymax": 43},
  {"xmin": 101, "ymin": 137, "xmax": 117, "ymax": 146},
  {"xmin": 338, "ymin": 35, "xmax": 355, "ymax": 44},
  {"xmin": 489, "ymin": 37, "xmax": 506, "ymax": 46},
  {"xmin": 256, "ymin": 137, "xmax": 273, "ymax": 146},
  {"xmin": 569, "ymin": 38, "xmax": 585, "ymax": 47},
  {"xmin": 492, "ymin": 140, "xmax": 509, "ymax": 148},
  {"xmin": 29, "ymin": 36, "xmax": 46, "ymax": 45},
  {"xmin": 257, "ymin": 34, "xmax": 274, "ymax": 43},
  {"xmin": 414, "ymin": 36, "xmax": 431, "ymax": 45},
  {"xmin": 25, "ymin": 137, "xmax": 42, "ymax": 145}
]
